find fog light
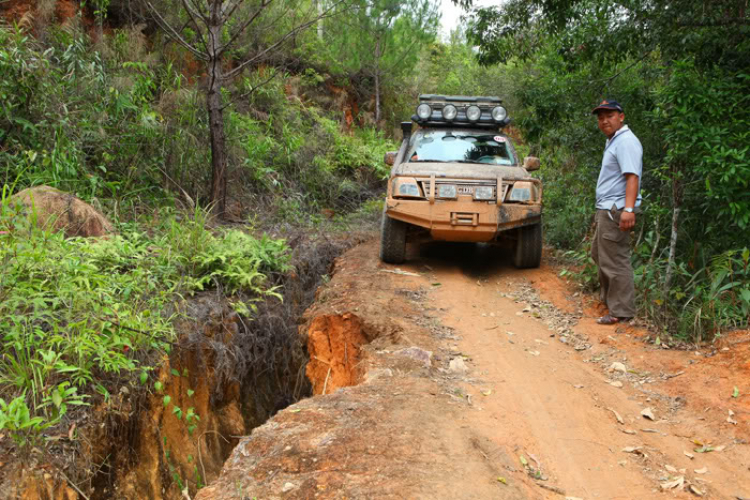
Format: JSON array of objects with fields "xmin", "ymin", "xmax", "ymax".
[
  {"xmin": 466, "ymin": 105, "xmax": 481, "ymax": 121},
  {"xmin": 443, "ymin": 104, "xmax": 457, "ymax": 120},
  {"xmin": 492, "ymin": 106, "xmax": 507, "ymax": 121},
  {"xmin": 417, "ymin": 104, "xmax": 432, "ymax": 120},
  {"xmin": 437, "ymin": 184, "xmax": 457, "ymax": 198},
  {"xmin": 474, "ymin": 186, "xmax": 494, "ymax": 200}
]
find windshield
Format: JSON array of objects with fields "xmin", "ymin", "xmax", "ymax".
[{"xmin": 407, "ymin": 130, "xmax": 516, "ymax": 166}]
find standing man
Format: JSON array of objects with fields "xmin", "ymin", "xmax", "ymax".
[{"xmin": 590, "ymin": 99, "xmax": 642, "ymax": 325}]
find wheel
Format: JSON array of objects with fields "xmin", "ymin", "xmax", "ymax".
[
  {"xmin": 380, "ymin": 212, "xmax": 407, "ymax": 264},
  {"xmin": 513, "ymin": 222, "xmax": 542, "ymax": 268}
]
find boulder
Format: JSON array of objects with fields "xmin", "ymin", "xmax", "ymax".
[{"xmin": 9, "ymin": 186, "xmax": 114, "ymax": 238}]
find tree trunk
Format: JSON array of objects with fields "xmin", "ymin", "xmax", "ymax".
[
  {"xmin": 664, "ymin": 172, "xmax": 684, "ymax": 296},
  {"xmin": 207, "ymin": 1, "xmax": 227, "ymax": 216},
  {"xmin": 664, "ymin": 204, "xmax": 680, "ymax": 294},
  {"xmin": 316, "ymin": 0, "xmax": 324, "ymax": 40},
  {"xmin": 374, "ymin": 37, "xmax": 381, "ymax": 124},
  {"xmin": 207, "ymin": 72, "xmax": 227, "ymax": 216}
]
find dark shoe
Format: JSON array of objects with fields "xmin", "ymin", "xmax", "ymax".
[{"xmin": 596, "ymin": 315, "xmax": 632, "ymax": 325}]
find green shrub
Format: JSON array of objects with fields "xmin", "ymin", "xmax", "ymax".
[{"xmin": 0, "ymin": 200, "xmax": 289, "ymax": 448}]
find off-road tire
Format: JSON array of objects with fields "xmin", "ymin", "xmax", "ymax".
[
  {"xmin": 380, "ymin": 213, "xmax": 407, "ymax": 264},
  {"xmin": 513, "ymin": 222, "xmax": 542, "ymax": 269}
]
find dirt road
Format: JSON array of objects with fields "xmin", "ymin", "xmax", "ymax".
[{"xmin": 198, "ymin": 239, "xmax": 750, "ymax": 499}]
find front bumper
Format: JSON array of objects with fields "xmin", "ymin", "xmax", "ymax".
[{"xmin": 385, "ymin": 197, "xmax": 542, "ymax": 242}]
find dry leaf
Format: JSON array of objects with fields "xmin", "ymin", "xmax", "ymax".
[
  {"xmin": 688, "ymin": 485, "xmax": 704, "ymax": 497},
  {"xmin": 608, "ymin": 362, "xmax": 627, "ymax": 373},
  {"xmin": 665, "ymin": 465, "xmax": 678, "ymax": 473},
  {"xmin": 608, "ymin": 408, "xmax": 625, "ymax": 424},
  {"xmin": 728, "ymin": 409, "xmax": 738, "ymax": 425},
  {"xmin": 528, "ymin": 350, "xmax": 540, "ymax": 356},
  {"xmin": 481, "ymin": 389, "xmax": 492, "ymax": 396},
  {"xmin": 660, "ymin": 476, "xmax": 685, "ymax": 490},
  {"xmin": 683, "ymin": 451, "xmax": 694, "ymax": 459},
  {"xmin": 694, "ymin": 467, "xmax": 708, "ymax": 474},
  {"xmin": 641, "ymin": 407, "xmax": 656, "ymax": 420},
  {"xmin": 621, "ymin": 429, "xmax": 637, "ymax": 435}
]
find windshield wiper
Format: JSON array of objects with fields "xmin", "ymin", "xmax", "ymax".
[{"xmin": 409, "ymin": 159, "xmax": 449, "ymax": 163}]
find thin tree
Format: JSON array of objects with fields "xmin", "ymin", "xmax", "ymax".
[
  {"xmin": 147, "ymin": 0, "xmax": 347, "ymax": 215},
  {"xmin": 323, "ymin": 0, "xmax": 439, "ymax": 125}
]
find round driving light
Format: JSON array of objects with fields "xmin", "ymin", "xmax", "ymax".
[
  {"xmin": 466, "ymin": 105, "xmax": 481, "ymax": 121},
  {"xmin": 417, "ymin": 104, "xmax": 432, "ymax": 120},
  {"xmin": 492, "ymin": 106, "xmax": 508, "ymax": 121},
  {"xmin": 442, "ymin": 104, "xmax": 457, "ymax": 120}
]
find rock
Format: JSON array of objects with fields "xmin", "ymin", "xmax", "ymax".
[
  {"xmin": 282, "ymin": 482, "xmax": 295, "ymax": 492},
  {"xmin": 394, "ymin": 347, "xmax": 433, "ymax": 367},
  {"xmin": 364, "ymin": 368, "xmax": 393, "ymax": 384},
  {"xmin": 608, "ymin": 362, "xmax": 627, "ymax": 374},
  {"xmin": 449, "ymin": 358, "xmax": 468, "ymax": 374},
  {"xmin": 9, "ymin": 186, "xmax": 114, "ymax": 238},
  {"xmin": 610, "ymin": 381, "xmax": 624, "ymax": 388}
]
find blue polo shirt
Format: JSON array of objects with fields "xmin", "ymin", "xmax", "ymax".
[{"xmin": 595, "ymin": 125, "xmax": 643, "ymax": 210}]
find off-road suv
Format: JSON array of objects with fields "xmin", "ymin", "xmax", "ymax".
[{"xmin": 380, "ymin": 94, "xmax": 543, "ymax": 268}]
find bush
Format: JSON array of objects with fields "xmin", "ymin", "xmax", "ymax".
[{"xmin": 0, "ymin": 199, "xmax": 289, "ymax": 448}]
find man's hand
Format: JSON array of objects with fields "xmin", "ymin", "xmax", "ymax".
[{"xmin": 620, "ymin": 211, "xmax": 635, "ymax": 231}]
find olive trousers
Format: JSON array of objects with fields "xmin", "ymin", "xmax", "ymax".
[{"xmin": 591, "ymin": 208, "xmax": 636, "ymax": 318}]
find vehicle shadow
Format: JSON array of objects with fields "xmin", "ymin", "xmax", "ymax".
[{"xmin": 413, "ymin": 241, "xmax": 517, "ymax": 280}]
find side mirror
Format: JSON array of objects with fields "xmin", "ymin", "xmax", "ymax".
[
  {"xmin": 523, "ymin": 156, "xmax": 541, "ymax": 171},
  {"xmin": 384, "ymin": 151, "xmax": 397, "ymax": 166}
]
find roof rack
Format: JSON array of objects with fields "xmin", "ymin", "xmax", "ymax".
[
  {"xmin": 413, "ymin": 94, "xmax": 509, "ymax": 128},
  {"xmin": 419, "ymin": 94, "xmax": 503, "ymax": 105}
]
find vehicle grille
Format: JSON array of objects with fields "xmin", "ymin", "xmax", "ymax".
[{"xmin": 419, "ymin": 180, "xmax": 507, "ymax": 200}]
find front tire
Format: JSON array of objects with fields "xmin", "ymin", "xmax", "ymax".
[
  {"xmin": 380, "ymin": 213, "xmax": 407, "ymax": 264},
  {"xmin": 513, "ymin": 222, "xmax": 542, "ymax": 268}
]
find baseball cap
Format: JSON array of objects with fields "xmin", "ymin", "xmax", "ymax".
[{"xmin": 592, "ymin": 99, "xmax": 624, "ymax": 114}]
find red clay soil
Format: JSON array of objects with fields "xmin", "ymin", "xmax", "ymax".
[
  {"xmin": 306, "ymin": 314, "xmax": 370, "ymax": 395},
  {"xmin": 198, "ymin": 239, "xmax": 750, "ymax": 499}
]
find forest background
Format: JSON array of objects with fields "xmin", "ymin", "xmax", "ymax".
[{"xmin": 0, "ymin": 0, "xmax": 749, "ymax": 482}]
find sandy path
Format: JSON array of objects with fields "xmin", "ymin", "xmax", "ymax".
[{"xmin": 406, "ymin": 243, "xmax": 750, "ymax": 499}]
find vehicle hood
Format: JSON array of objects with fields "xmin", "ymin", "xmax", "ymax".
[{"xmin": 395, "ymin": 162, "xmax": 530, "ymax": 181}]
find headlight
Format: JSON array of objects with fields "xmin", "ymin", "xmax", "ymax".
[
  {"xmin": 392, "ymin": 177, "xmax": 423, "ymax": 198},
  {"xmin": 508, "ymin": 181, "xmax": 534, "ymax": 202},
  {"xmin": 437, "ymin": 184, "xmax": 457, "ymax": 199},
  {"xmin": 492, "ymin": 106, "xmax": 507, "ymax": 121},
  {"xmin": 417, "ymin": 104, "xmax": 432, "ymax": 120},
  {"xmin": 466, "ymin": 105, "xmax": 481, "ymax": 121},
  {"xmin": 442, "ymin": 104, "xmax": 457, "ymax": 120},
  {"xmin": 474, "ymin": 186, "xmax": 494, "ymax": 200}
]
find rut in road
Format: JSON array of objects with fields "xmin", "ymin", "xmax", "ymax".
[{"xmin": 198, "ymin": 240, "xmax": 750, "ymax": 499}]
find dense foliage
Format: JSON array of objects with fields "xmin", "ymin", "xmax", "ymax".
[
  {"xmin": 0, "ymin": 197, "xmax": 290, "ymax": 449},
  {"xmin": 461, "ymin": 0, "xmax": 750, "ymax": 340}
]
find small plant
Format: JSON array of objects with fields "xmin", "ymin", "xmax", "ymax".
[{"xmin": 0, "ymin": 395, "xmax": 51, "ymax": 449}]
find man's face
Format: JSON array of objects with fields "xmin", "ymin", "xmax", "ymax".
[{"xmin": 596, "ymin": 110, "xmax": 625, "ymax": 138}]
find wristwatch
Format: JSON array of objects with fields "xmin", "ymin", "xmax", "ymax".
[{"xmin": 623, "ymin": 207, "xmax": 634, "ymax": 213}]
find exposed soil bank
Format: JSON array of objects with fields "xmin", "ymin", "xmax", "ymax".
[
  {"xmin": 4, "ymin": 236, "xmax": 354, "ymax": 500},
  {"xmin": 306, "ymin": 314, "xmax": 372, "ymax": 395}
]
